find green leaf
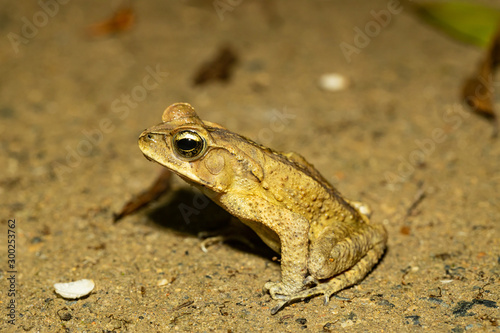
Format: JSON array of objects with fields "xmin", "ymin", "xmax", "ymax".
[{"xmin": 415, "ymin": 1, "xmax": 500, "ymax": 47}]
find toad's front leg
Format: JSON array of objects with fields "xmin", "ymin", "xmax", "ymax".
[
  {"xmin": 219, "ymin": 195, "xmax": 310, "ymax": 307},
  {"xmin": 262, "ymin": 216, "xmax": 310, "ymax": 299}
]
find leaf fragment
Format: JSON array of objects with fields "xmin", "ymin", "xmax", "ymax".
[
  {"xmin": 415, "ymin": 2, "xmax": 500, "ymax": 47},
  {"xmin": 462, "ymin": 26, "xmax": 500, "ymax": 136}
]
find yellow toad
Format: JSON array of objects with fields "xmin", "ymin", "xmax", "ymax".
[{"xmin": 138, "ymin": 103, "xmax": 387, "ymax": 314}]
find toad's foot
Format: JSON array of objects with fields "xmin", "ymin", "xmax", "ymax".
[
  {"xmin": 267, "ymin": 277, "xmax": 349, "ymax": 315},
  {"xmin": 263, "ymin": 281, "xmax": 304, "ymax": 315},
  {"xmin": 263, "ymin": 280, "xmax": 305, "ymax": 301},
  {"xmin": 198, "ymin": 234, "xmax": 255, "ymax": 253},
  {"xmin": 270, "ymin": 300, "xmax": 289, "ymax": 315},
  {"xmin": 268, "ymin": 245, "xmax": 385, "ymax": 314},
  {"xmin": 198, "ymin": 218, "xmax": 256, "ymax": 252}
]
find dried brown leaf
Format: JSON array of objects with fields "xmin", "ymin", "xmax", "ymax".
[
  {"xmin": 113, "ymin": 169, "xmax": 172, "ymax": 222},
  {"xmin": 87, "ymin": 7, "xmax": 135, "ymax": 37},
  {"xmin": 193, "ymin": 45, "xmax": 238, "ymax": 86},
  {"xmin": 462, "ymin": 24, "xmax": 500, "ymax": 135}
]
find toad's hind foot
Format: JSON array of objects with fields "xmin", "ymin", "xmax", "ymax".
[
  {"xmin": 270, "ymin": 300, "xmax": 288, "ymax": 315},
  {"xmin": 269, "ymin": 243, "xmax": 385, "ymax": 314}
]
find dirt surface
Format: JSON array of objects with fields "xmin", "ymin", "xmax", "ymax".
[{"xmin": 1, "ymin": 1, "xmax": 499, "ymax": 332}]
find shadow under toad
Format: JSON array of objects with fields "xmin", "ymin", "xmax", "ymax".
[{"xmin": 145, "ymin": 188, "xmax": 276, "ymax": 261}]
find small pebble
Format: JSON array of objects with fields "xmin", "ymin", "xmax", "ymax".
[
  {"xmin": 31, "ymin": 237, "xmax": 43, "ymax": 244},
  {"xmin": 323, "ymin": 322, "xmax": 335, "ymax": 332},
  {"xmin": 58, "ymin": 311, "xmax": 72, "ymax": 321},
  {"xmin": 296, "ymin": 318, "xmax": 307, "ymax": 325},
  {"xmin": 318, "ymin": 73, "xmax": 349, "ymax": 91},
  {"xmin": 157, "ymin": 279, "xmax": 169, "ymax": 286},
  {"xmin": 54, "ymin": 279, "xmax": 95, "ymax": 299}
]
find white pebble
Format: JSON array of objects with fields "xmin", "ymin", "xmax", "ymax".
[
  {"xmin": 54, "ymin": 279, "xmax": 95, "ymax": 299},
  {"xmin": 157, "ymin": 279, "xmax": 169, "ymax": 286},
  {"xmin": 318, "ymin": 73, "xmax": 348, "ymax": 91}
]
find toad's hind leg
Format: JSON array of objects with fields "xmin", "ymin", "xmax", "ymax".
[
  {"xmin": 308, "ymin": 222, "xmax": 386, "ymax": 279},
  {"xmin": 270, "ymin": 237, "xmax": 386, "ymax": 314},
  {"xmin": 297, "ymin": 223, "xmax": 387, "ymax": 305}
]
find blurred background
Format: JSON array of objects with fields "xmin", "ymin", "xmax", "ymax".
[{"xmin": 1, "ymin": 1, "xmax": 499, "ymax": 331}]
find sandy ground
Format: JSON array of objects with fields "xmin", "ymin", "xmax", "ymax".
[{"xmin": 1, "ymin": 0, "xmax": 499, "ymax": 332}]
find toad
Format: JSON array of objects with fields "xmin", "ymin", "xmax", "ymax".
[{"xmin": 138, "ymin": 103, "xmax": 387, "ymax": 314}]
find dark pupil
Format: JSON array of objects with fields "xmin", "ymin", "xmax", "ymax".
[
  {"xmin": 177, "ymin": 138, "xmax": 198, "ymax": 152},
  {"xmin": 177, "ymin": 138, "xmax": 200, "ymax": 157}
]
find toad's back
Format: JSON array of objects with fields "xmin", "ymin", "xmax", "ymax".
[{"xmin": 204, "ymin": 126, "xmax": 364, "ymax": 241}]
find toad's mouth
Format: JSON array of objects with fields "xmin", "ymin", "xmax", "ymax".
[{"xmin": 141, "ymin": 153, "xmax": 155, "ymax": 162}]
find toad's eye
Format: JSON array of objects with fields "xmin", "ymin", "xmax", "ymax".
[{"xmin": 172, "ymin": 130, "xmax": 206, "ymax": 160}]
